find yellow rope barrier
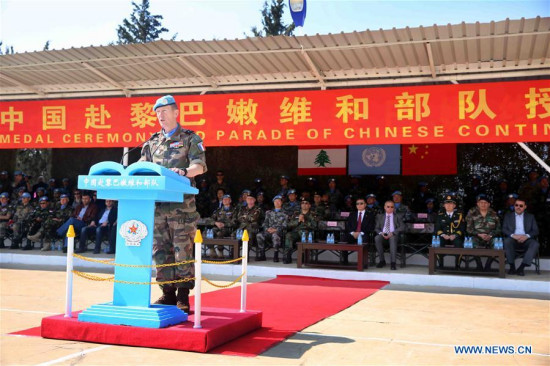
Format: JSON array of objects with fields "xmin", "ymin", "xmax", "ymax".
[
  {"xmin": 72, "ymin": 253, "xmax": 195, "ymax": 268},
  {"xmin": 72, "ymin": 270, "xmax": 245, "ymax": 287},
  {"xmin": 202, "ymin": 257, "xmax": 244, "ymax": 264}
]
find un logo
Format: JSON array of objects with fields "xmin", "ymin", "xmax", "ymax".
[{"xmin": 362, "ymin": 147, "xmax": 386, "ymax": 167}]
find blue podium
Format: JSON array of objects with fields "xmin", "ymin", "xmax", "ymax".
[{"xmin": 76, "ymin": 161, "xmax": 198, "ymax": 328}]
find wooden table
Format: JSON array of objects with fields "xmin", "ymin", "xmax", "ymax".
[
  {"xmin": 297, "ymin": 242, "xmax": 368, "ymax": 271},
  {"xmin": 428, "ymin": 247, "xmax": 505, "ymax": 278},
  {"xmin": 202, "ymin": 238, "xmax": 240, "ymax": 261}
]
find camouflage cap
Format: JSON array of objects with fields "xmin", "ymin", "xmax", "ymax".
[{"xmin": 153, "ymin": 95, "xmax": 176, "ymax": 111}]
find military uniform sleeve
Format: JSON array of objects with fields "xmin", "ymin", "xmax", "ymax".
[
  {"xmin": 139, "ymin": 141, "xmax": 152, "ymax": 162},
  {"xmin": 188, "ymin": 134, "xmax": 207, "ymax": 173}
]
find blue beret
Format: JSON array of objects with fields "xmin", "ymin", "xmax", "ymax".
[
  {"xmin": 241, "ymin": 189, "xmax": 251, "ymax": 195},
  {"xmin": 14, "ymin": 170, "xmax": 23, "ymax": 176},
  {"xmin": 36, "ymin": 187, "xmax": 46, "ymax": 192},
  {"xmin": 376, "ymin": 175, "xmax": 385, "ymax": 180},
  {"xmin": 153, "ymin": 95, "xmax": 176, "ymax": 111},
  {"xmin": 425, "ymin": 198, "xmax": 435, "ymax": 203},
  {"xmin": 280, "ymin": 175, "xmax": 289, "ymax": 180},
  {"xmin": 39, "ymin": 196, "xmax": 49, "ymax": 202},
  {"xmin": 256, "ymin": 191, "xmax": 265, "ymax": 196},
  {"xmin": 54, "ymin": 188, "xmax": 61, "ymax": 193},
  {"xmin": 476, "ymin": 194, "xmax": 490, "ymax": 203},
  {"xmin": 222, "ymin": 194, "xmax": 231, "ymax": 199},
  {"xmin": 60, "ymin": 194, "xmax": 69, "ymax": 199},
  {"xmin": 288, "ymin": 189, "xmax": 296, "ymax": 195},
  {"xmin": 392, "ymin": 191, "xmax": 402, "ymax": 196},
  {"xmin": 22, "ymin": 192, "xmax": 31, "ymax": 198},
  {"xmin": 507, "ymin": 193, "xmax": 518, "ymax": 199},
  {"xmin": 272, "ymin": 195, "xmax": 283, "ymax": 202},
  {"xmin": 0, "ymin": 192, "xmax": 9, "ymax": 198},
  {"xmin": 366, "ymin": 193, "xmax": 376, "ymax": 199},
  {"xmin": 254, "ymin": 178, "xmax": 262, "ymax": 183}
]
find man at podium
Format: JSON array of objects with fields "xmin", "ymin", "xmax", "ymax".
[{"xmin": 139, "ymin": 95, "xmax": 207, "ymax": 313}]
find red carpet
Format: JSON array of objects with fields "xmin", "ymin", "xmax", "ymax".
[
  {"xmin": 14, "ymin": 276, "xmax": 387, "ymax": 356},
  {"xmin": 202, "ymin": 275, "xmax": 388, "ymax": 356}
]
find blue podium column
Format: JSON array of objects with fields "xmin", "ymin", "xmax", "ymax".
[{"xmin": 76, "ymin": 161, "xmax": 197, "ymax": 328}]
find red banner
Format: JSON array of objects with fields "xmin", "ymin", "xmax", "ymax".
[{"xmin": 0, "ymin": 80, "xmax": 548, "ymax": 149}]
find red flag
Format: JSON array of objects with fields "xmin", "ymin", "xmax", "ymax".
[{"xmin": 402, "ymin": 144, "xmax": 457, "ymax": 175}]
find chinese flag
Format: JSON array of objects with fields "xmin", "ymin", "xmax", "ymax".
[{"xmin": 402, "ymin": 144, "xmax": 457, "ymax": 176}]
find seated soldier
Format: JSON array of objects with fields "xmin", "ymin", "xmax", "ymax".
[
  {"xmin": 283, "ymin": 198, "xmax": 317, "ymax": 264},
  {"xmin": 311, "ymin": 191, "xmax": 330, "ymax": 220},
  {"xmin": 502, "ymin": 197, "xmax": 540, "ymax": 276},
  {"xmin": 27, "ymin": 196, "xmax": 54, "ymax": 247},
  {"xmin": 76, "ymin": 199, "xmax": 117, "ymax": 254},
  {"xmin": 434, "ymin": 194, "xmax": 466, "ymax": 268},
  {"xmin": 282, "ymin": 189, "xmax": 300, "ymax": 216},
  {"xmin": 210, "ymin": 194, "xmax": 237, "ymax": 258},
  {"xmin": 466, "ymin": 194, "xmax": 501, "ymax": 271},
  {"xmin": 236, "ymin": 194, "xmax": 262, "ymax": 260},
  {"xmin": 392, "ymin": 191, "xmax": 411, "ymax": 222},
  {"xmin": 41, "ymin": 194, "xmax": 73, "ymax": 251},
  {"xmin": 374, "ymin": 200, "xmax": 405, "ymax": 270},
  {"xmin": 10, "ymin": 192, "xmax": 34, "ymax": 249},
  {"xmin": 0, "ymin": 192, "xmax": 14, "ymax": 248},
  {"xmin": 257, "ymin": 195, "xmax": 287, "ymax": 262}
]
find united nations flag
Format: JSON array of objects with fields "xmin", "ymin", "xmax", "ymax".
[{"xmin": 348, "ymin": 145, "xmax": 400, "ymax": 175}]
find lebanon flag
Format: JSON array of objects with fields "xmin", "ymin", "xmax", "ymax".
[
  {"xmin": 298, "ymin": 146, "xmax": 347, "ymax": 175},
  {"xmin": 402, "ymin": 144, "xmax": 457, "ymax": 176}
]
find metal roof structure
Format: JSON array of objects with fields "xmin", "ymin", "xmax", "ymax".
[{"xmin": 0, "ymin": 17, "xmax": 549, "ymax": 101}]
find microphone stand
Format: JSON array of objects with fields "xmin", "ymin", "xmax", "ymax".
[{"xmin": 120, "ymin": 132, "xmax": 160, "ymax": 167}]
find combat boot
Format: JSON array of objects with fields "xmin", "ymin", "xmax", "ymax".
[
  {"xmin": 0, "ymin": 238, "xmax": 4, "ymax": 248},
  {"xmin": 282, "ymin": 250, "xmax": 292, "ymax": 264},
  {"xmin": 21, "ymin": 239, "xmax": 32, "ymax": 250},
  {"xmin": 154, "ymin": 287, "xmax": 177, "ymax": 306},
  {"xmin": 273, "ymin": 251, "xmax": 279, "ymax": 263},
  {"xmin": 41, "ymin": 241, "xmax": 52, "ymax": 251},
  {"xmin": 10, "ymin": 239, "xmax": 19, "ymax": 249},
  {"xmin": 176, "ymin": 288, "xmax": 190, "ymax": 313},
  {"xmin": 255, "ymin": 249, "xmax": 266, "ymax": 262},
  {"xmin": 27, "ymin": 230, "xmax": 42, "ymax": 243}
]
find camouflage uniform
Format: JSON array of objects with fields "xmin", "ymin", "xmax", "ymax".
[
  {"xmin": 11, "ymin": 203, "xmax": 34, "ymax": 247},
  {"xmin": 257, "ymin": 208, "xmax": 287, "ymax": 252},
  {"xmin": 140, "ymin": 125, "xmax": 207, "ymax": 290},
  {"xmin": 236, "ymin": 205, "xmax": 262, "ymax": 248},
  {"xmin": 0, "ymin": 203, "xmax": 14, "ymax": 245},
  {"xmin": 211, "ymin": 206, "xmax": 237, "ymax": 238},
  {"xmin": 284, "ymin": 211, "xmax": 317, "ymax": 255},
  {"xmin": 466, "ymin": 207, "xmax": 501, "ymax": 248},
  {"xmin": 311, "ymin": 202, "xmax": 330, "ymax": 220},
  {"xmin": 282, "ymin": 200, "xmax": 300, "ymax": 216},
  {"xmin": 43, "ymin": 204, "xmax": 73, "ymax": 241},
  {"xmin": 27, "ymin": 204, "xmax": 54, "ymax": 241}
]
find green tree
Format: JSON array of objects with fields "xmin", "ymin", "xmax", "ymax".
[
  {"xmin": 117, "ymin": 0, "xmax": 169, "ymax": 44},
  {"xmin": 251, "ymin": 0, "xmax": 295, "ymax": 37},
  {"xmin": 314, "ymin": 150, "xmax": 331, "ymax": 168}
]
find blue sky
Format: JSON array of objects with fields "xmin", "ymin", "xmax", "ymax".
[{"xmin": 0, "ymin": 0, "xmax": 548, "ymax": 53}]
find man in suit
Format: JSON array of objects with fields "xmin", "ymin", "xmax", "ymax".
[
  {"xmin": 76, "ymin": 199, "xmax": 117, "ymax": 254},
  {"xmin": 502, "ymin": 197, "xmax": 539, "ymax": 276},
  {"xmin": 342, "ymin": 197, "xmax": 376, "ymax": 264},
  {"xmin": 374, "ymin": 200, "xmax": 405, "ymax": 270}
]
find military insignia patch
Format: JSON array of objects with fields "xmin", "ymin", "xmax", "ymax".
[
  {"xmin": 170, "ymin": 141, "xmax": 183, "ymax": 149},
  {"xmin": 198, "ymin": 142, "xmax": 205, "ymax": 151}
]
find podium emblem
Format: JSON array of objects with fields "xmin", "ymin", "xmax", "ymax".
[{"xmin": 120, "ymin": 220, "xmax": 148, "ymax": 247}]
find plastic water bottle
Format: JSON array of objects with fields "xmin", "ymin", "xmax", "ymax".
[
  {"xmin": 308, "ymin": 231, "xmax": 313, "ymax": 243},
  {"xmin": 301, "ymin": 231, "xmax": 306, "ymax": 243},
  {"xmin": 357, "ymin": 232, "xmax": 363, "ymax": 245},
  {"xmin": 236, "ymin": 229, "xmax": 242, "ymax": 240},
  {"xmin": 330, "ymin": 233, "xmax": 335, "ymax": 244},
  {"xmin": 431, "ymin": 235, "xmax": 436, "ymax": 247}
]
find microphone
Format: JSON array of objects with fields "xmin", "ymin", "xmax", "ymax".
[{"xmin": 120, "ymin": 132, "xmax": 160, "ymax": 166}]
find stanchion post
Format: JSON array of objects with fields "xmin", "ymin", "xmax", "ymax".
[
  {"xmin": 64, "ymin": 225, "xmax": 76, "ymax": 318},
  {"xmin": 193, "ymin": 230, "xmax": 203, "ymax": 329},
  {"xmin": 240, "ymin": 230, "xmax": 249, "ymax": 313}
]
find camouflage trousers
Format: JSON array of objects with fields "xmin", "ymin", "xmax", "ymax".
[
  {"xmin": 153, "ymin": 209, "xmax": 199, "ymax": 291},
  {"xmin": 284, "ymin": 230, "xmax": 302, "ymax": 252},
  {"xmin": 11, "ymin": 222, "xmax": 30, "ymax": 242},
  {"xmin": 0, "ymin": 221, "xmax": 8, "ymax": 239},
  {"xmin": 212, "ymin": 226, "xmax": 233, "ymax": 239},
  {"xmin": 256, "ymin": 231, "xmax": 283, "ymax": 251}
]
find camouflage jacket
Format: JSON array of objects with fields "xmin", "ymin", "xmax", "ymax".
[
  {"xmin": 262, "ymin": 209, "xmax": 288, "ymax": 235},
  {"xmin": 282, "ymin": 201, "xmax": 300, "ymax": 216},
  {"xmin": 211, "ymin": 206, "xmax": 237, "ymax": 230},
  {"xmin": 237, "ymin": 205, "xmax": 263, "ymax": 231},
  {"xmin": 466, "ymin": 207, "xmax": 501, "ymax": 236},
  {"xmin": 435, "ymin": 210, "xmax": 465, "ymax": 237},
  {"xmin": 50, "ymin": 205, "xmax": 73, "ymax": 224},
  {"xmin": 13, "ymin": 203, "xmax": 33, "ymax": 224},
  {"xmin": 287, "ymin": 210, "xmax": 317, "ymax": 233},
  {"xmin": 29, "ymin": 205, "xmax": 54, "ymax": 223},
  {"xmin": 311, "ymin": 203, "xmax": 330, "ymax": 220},
  {"xmin": 0, "ymin": 203, "xmax": 14, "ymax": 221},
  {"xmin": 140, "ymin": 125, "xmax": 207, "ymax": 213}
]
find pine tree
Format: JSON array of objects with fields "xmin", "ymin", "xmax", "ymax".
[
  {"xmin": 314, "ymin": 150, "xmax": 332, "ymax": 167},
  {"xmin": 117, "ymin": 0, "xmax": 169, "ymax": 44},
  {"xmin": 251, "ymin": 0, "xmax": 295, "ymax": 37}
]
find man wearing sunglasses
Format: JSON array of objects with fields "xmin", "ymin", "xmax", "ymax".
[{"xmin": 502, "ymin": 198, "xmax": 539, "ymax": 276}]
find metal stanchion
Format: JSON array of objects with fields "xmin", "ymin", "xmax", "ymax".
[
  {"xmin": 64, "ymin": 225, "xmax": 76, "ymax": 318},
  {"xmin": 240, "ymin": 230, "xmax": 249, "ymax": 313},
  {"xmin": 193, "ymin": 230, "xmax": 203, "ymax": 329}
]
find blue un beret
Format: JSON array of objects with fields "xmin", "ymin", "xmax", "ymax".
[
  {"xmin": 22, "ymin": 192, "xmax": 31, "ymax": 198},
  {"xmin": 0, "ymin": 192, "xmax": 9, "ymax": 198},
  {"xmin": 60, "ymin": 194, "xmax": 69, "ymax": 199},
  {"xmin": 273, "ymin": 195, "xmax": 283, "ymax": 202},
  {"xmin": 39, "ymin": 196, "xmax": 49, "ymax": 202},
  {"xmin": 392, "ymin": 191, "xmax": 402, "ymax": 196},
  {"xmin": 153, "ymin": 95, "xmax": 176, "ymax": 111}
]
